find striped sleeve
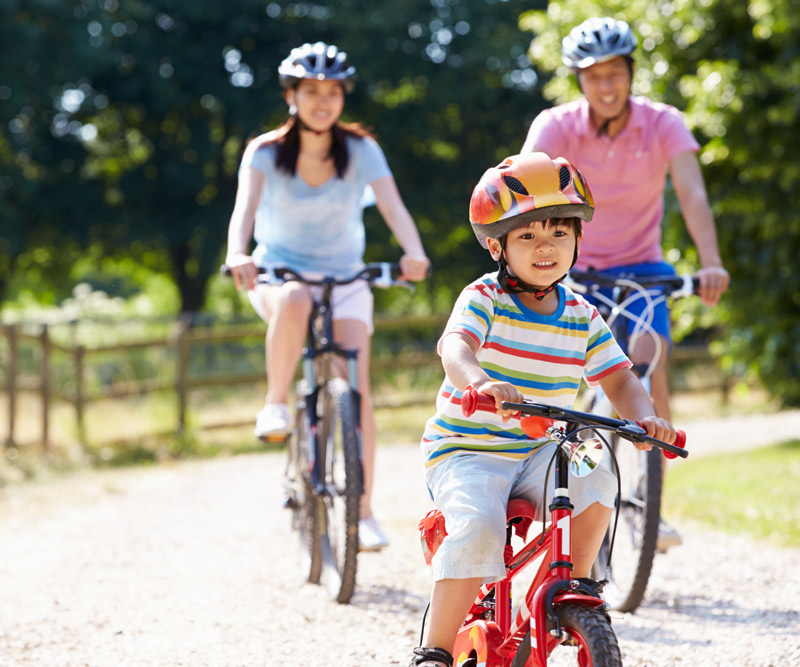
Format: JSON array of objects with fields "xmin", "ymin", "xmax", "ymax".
[
  {"xmin": 437, "ymin": 277, "xmax": 496, "ymax": 354},
  {"xmin": 583, "ymin": 305, "xmax": 631, "ymax": 385}
]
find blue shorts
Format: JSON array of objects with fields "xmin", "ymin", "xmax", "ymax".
[{"xmin": 576, "ymin": 261, "xmax": 675, "ymax": 353}]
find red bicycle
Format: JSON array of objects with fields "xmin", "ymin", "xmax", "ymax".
[{"xmin": 417, "ymin": 386, "xmax": 687, "ymax": 666}]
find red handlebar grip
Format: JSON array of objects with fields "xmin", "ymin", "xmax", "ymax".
[
  {"xmin": 461, "ymin": 384, "xmax": 498, "ymax": 417},
  {"xmin": 663, "ymin": 429, "xmax": 687, "ymax": 460}
]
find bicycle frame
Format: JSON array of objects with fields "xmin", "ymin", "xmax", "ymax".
[
  {"xmin": 450, "ymin": 439, "xmax": 605, "ymax": 667},
  {"xmin": 298, "ymin": 277, "xmax": 363, "ymax": 495}
]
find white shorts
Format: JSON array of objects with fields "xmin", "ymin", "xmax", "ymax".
[
  {"xmin": 247, "ymin": 278, "xmax": 374, "ymax": 334},
  {"xmin": 424, "ymin": 446, "xmax": 617, "ymax": 582}
]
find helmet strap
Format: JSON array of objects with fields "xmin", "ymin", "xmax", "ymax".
[
  {"xmin": 495, "ymin": 235, "xmax": 578, "ymax": 300},
  {"xmin": 496, "ymin": 240, "xmax": 559, "ymax": 301},
  {"xmin": 596, "ymin": 97, "xmax": 631, "ymax": 138}
]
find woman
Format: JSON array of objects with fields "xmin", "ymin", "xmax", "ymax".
[{"xmin": 225, "ymin": 42, "xmax": 430, "ymax": 551}]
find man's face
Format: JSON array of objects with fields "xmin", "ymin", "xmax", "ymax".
[{"xmin": 577, "ymin": 57, "xmax": 632, "ymax": 122}]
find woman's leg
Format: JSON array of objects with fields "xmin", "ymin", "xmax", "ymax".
[{"xmin": 259, "ymin": 282, "xmax": 312, "ymax": 404}]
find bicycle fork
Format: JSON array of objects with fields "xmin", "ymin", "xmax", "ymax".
[{"xmin": 526, "ymin": 449, "xmax": 606, "ymax": 666}]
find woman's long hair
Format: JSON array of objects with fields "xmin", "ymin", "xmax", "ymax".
[{"xmin": 253, "ymin": 116, "xmax": 374, "ymax": 178}]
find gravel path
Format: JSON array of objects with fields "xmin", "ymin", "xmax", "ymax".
[{"xmin": 1, "ymin": 411, "xmax": 799, "ymax": 666}]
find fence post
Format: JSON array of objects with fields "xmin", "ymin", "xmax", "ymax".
[
  {"xmin": 175, "ymin": 316, "xmax": 191, "ymax": 435},
  {"xmin": 4, "ymin": 324, "xmax": 17, "ymax": 448},
  {"xmin": 74, "ymin": 343, "xmax": 86, "ymax": 444},
  {"xmin": 40, "ymin": 324, "xmax": 50, "ymax": 453}
]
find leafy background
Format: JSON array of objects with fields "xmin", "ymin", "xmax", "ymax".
[{"xmin": 2, "ymin": 0, "xmax": 799, "ymax": 405}]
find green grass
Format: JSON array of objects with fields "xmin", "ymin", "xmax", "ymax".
[{"xmin": 663, "ymin": 440, "xmax": 800, "ymax": 548}]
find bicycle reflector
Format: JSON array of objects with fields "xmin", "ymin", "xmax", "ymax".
[{"xmin": 419, "ymin": 509, "xmax": 448, "ymax": 566}]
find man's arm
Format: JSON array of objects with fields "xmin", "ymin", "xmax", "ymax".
[{"xmin": 669, "ymin": 150, "xmax": 730, "ymax": 306}]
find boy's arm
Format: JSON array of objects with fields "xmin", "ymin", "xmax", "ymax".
[
  {"xmin": 440, "ymin": 332, "xmax": 522, "ymax": 419},
  {"xmin": 598, "ymin": 368, "xmax": 676, "ymax": 446}
]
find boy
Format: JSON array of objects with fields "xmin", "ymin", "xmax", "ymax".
[{"xmin": 410, "ymin": 152, "xmax": 676, "ymax": 667}]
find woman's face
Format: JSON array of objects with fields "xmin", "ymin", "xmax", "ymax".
[{"xmin": 285, "ymin": 79, "xmax": 345, "ymax": 133}]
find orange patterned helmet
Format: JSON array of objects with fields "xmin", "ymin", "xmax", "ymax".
[{"xmin": 469, "ymin": 152, "xmax": 594, "ymax": 248}]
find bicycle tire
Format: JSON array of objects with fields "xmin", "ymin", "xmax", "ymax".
[
  {"xmin": 318, "ymin": 377, "xmax": 361, "ymax": 604},
  {"xmin": 286, "ymin": 381, "xmax": 322, "ymax": 584},
  {"xmin": 593, "ymin": 437, "xmax": 662, "ymax": 613},
  {"xmin": 510, "ymin": 604, "xmax": 622, "ymax": 667}
]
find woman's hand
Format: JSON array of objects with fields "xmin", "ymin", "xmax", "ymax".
[
  {"xmin": 475, "ymin": 380, "xmax": 523, "ymax": 422},
  {"xmin": 226, "ymin": 253, "xmax": 258, "ymax": 291},
  {"xmin": 399, "ymin": 253, "xmax": 430, "ymax": 282}
]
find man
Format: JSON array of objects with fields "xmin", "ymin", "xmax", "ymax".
[{"xmin": 522, "ymin": 17, "xmax": 729, "ymax": 548}]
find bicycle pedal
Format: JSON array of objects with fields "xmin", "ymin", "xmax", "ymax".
[{"xmin": 260, "ymin": 434, "xmax": 289, "ymax": 443}]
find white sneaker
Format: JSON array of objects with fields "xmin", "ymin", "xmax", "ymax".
[
  {"xmin": 656, "ymin": 519, "xmax": 683, "ymax": 552},
  {"xmin": 254, "ymin": 403, "xmax": 291, "ymax": 442},
  {"xmin": 359, "ymin": 516, "xmax": 389, "ymax": 552}
]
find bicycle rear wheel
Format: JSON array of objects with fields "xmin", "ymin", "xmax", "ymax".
[
  {"xmin": 593, "ymin": 437, "xmax": 662, "ymax": 612},
  {"xmin": 318, "ymin": 377, "xmax": 362, "ymax": 604},
  {"xmin": 511, "ymin": 604, "xmax": 622, "ymax": 667},
  {"xmin": 285, "ymin": 381, "xmax": 322, "ymax": 584}
]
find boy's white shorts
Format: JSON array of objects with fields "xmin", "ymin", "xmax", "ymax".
[{"xmin": 425, "ymin": 446, "xmax": 617, "ymax": 582}]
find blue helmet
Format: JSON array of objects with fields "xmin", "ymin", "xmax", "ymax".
[{"xmin": 561, "ymin": 18, "xmax": 637, "ymax": 69}]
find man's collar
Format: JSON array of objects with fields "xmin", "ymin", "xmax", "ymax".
[{"xmin": 578, "ymin": 96, "xmax": 644, "ymax": 137}]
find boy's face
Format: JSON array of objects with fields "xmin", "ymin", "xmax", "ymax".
[{"xmin": 487, "ymin": 219, "xmax": 580, "ymax": 290}]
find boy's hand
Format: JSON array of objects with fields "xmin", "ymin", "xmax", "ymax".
[
  {"xmin": 635, "ymin": 416, "xmax": 676, "ymax": 451},
  {"xmin": 476, "ymin": 381, "xmax": 523, "ymax": 422}
]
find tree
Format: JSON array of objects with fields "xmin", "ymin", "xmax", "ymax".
[
  {"xmin": 520, "ymin": 0, "xmax": 800, "ymax": 405},
  {"xmin": 2, "ymin": 0, "xmax": 547, "ymax": 313}
]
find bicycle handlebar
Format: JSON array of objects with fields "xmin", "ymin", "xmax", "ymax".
[
  {"xmin": 220, "ymin": 262, "xmax": 413, "ymax": 289},
  {"xmin": 567, "ymin": 269, "xmax": 698, "ymax": 299},
  {"xmin": 461, "ymin": 385, "xmax": 688, "ymax": 459}
]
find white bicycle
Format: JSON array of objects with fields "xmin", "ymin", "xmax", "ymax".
[{"xmin": 565, "ymin": 268, "xmax": 697, "ymax": 613}]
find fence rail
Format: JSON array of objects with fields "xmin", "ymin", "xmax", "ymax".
[{"xmin": 1, "ymin": 316, "xmax": 724, "ymax": 451}]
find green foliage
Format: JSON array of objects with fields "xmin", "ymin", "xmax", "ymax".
[
  {"xmin": 520, "ymin": 0, "xmax": 800, "ymax": 405},
  {"xmin": 664, "ymin": 440, "xmax": 800, "ymax": 548},
  {"xmin": 2, "ymin": 0, "xmax": 546, "ymax": 316}
]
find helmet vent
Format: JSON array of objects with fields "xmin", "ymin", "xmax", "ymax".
[
  {"xmin": 558, "ymin": 165, "xmax": 571, "ymax": 190},
  {"xmin": 503, "ymin": 176, "xmax": 529, "ymax": 196}
]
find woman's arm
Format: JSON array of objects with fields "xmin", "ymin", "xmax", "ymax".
[
  {"xmin": 225, "ymin": 165, "xmax": 266, "ymax": 291},
  {"xmin": 370, "ymin": 175, "xmax": 430, "ymax": 281}
]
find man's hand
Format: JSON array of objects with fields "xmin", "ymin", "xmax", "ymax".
[{"xmin": 695, "ymin": 265, "xmax": 730, "ymax": 306}]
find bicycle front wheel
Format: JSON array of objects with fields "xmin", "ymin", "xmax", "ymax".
[
  {"xmin": 511, "ymin": 604, "xmax": 622, "ymax": 667},
  {"xmin": 286, "ymin": 381, "xmax": 322, "ymax": 584},
  {"xmin": 594, "ymin": 437, "xmax": 662, "ymax": 613},
  {"xmin": 318, "ymin": 377, "xmax": 362, "ymax": 604}
]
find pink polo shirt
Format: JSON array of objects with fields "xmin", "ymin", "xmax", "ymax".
[{"xmin": 525, "ymin": 96, "xmax": 699, "ymax": 270}]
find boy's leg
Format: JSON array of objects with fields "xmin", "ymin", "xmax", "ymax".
[
  {"xmin": 571, "ymin": 502, "xmax": 613, "ymax": 577},
  {"xmin": 422, "ymin": 577, "xmax": 484, "ymax": 654},
  {"xmin": 421, "ymin": 455, "xmax": 513, "ymax": 655}
]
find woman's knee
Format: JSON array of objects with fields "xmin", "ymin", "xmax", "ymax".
[{"xmin": 273, "ymin": 283, "xmax": 312, "ymax": 318}]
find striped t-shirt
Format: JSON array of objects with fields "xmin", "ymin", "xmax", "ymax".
[{"xmin": 421, "ymin": 273, "xmax": 631, "ymax": 469}]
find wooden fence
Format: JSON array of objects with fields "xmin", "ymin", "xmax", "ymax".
[{"xmin": 1, "ymin": 315, "xmax": 724, "ymax": 451}]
